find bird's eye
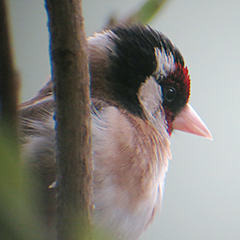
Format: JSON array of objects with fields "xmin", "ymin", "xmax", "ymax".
[{"xmin": 164, "ymin": 87, "xmax": 176, "ymax": 103}]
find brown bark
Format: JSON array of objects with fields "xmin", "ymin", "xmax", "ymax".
[{"xmin": 44, "ymin": 0, "xmax": 92, "ymax": 239}]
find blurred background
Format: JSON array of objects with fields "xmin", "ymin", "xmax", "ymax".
[{"xmin": 7, "ymin": 0, "xmax": 240, "ymax": 239}]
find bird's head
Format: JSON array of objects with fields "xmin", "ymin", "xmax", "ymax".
[{"xmin": 88, "ymin": 24, "xmax": 212, "ymax": 139}]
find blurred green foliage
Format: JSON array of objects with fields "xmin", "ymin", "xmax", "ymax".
[
  {"xmin": 0, "ymin": 126, "xmax": 46, "ymax": 240},
  {"xmin": 107, "ymin": 0, "xmax": 168, "ymax": 27},
  {"xmin": 126, "ymin": 0, "xmax": 168, "ymax": 23}
]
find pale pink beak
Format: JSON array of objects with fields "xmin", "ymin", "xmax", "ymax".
[{"xmin": 172, "ymin": 103, "xmax": 212, "ymax": 140}]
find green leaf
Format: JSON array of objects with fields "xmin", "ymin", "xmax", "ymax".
[{"xmin": 125, "ymin": 0, "xmax": 168, "ymax": 24}]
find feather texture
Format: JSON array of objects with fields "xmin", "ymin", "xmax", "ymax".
[
  {"xmin": 20, "ymin": 77, "xmax": 171, "ymax": 239},
  {"xmin": 19, "ymin": 24, "xmax": 195, "ymax": 240}
]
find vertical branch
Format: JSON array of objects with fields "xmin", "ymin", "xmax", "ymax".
[
  {"xmin": 0, "ymin": 0, "xmax": 19, "ymax": 139},
  {"xmin": 45, "ymin": 0, "xmax": 92, "ymax": 240},
  {"xmin": 0, "ymin": 2, "xmax": 45, "ymax": 240}
]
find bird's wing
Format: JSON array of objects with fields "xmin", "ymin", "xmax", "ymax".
[
  {"xmin": 19, "ymin": 79, "xmax": 56, "ymax": 174},
  {"xmin": 19, "ymin": 80, "xmax": 56, "ymax": 231},
  {"xmin": 19, "ymin": 79, "xmax": 55, "ymax": 140},
  {"xmin": 20, "ymin": 78, "xmax": 54, "ymax": 113}
]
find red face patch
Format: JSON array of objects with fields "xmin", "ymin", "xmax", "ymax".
[{"xmin": 160, "ymin": 63, "xmax": 191, "ymax": 135}]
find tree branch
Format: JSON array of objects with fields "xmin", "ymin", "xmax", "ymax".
[
  {"xmin": 45, "ymin": 0, "xmax": 92, "ymax": 239},
  {"xmin": 0, "ymin": 0, "xmax": 19, "ymax": 139}
]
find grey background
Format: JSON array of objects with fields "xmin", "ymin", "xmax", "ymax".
[{"xmin": 8, "ymin": 0, "xmax": 240, "ymax": 239}]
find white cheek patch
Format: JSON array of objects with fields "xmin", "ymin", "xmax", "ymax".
[
  {"xmin": 138, "ymin": 77, "xmax": 170, "ymax": 141},
  {"xmin": 154, "ymin": 47, "xmax": 176, "ymax": 78},
  {"xmin": 138, "ymin": 77, "xmax": 163, "ymax": 117}
]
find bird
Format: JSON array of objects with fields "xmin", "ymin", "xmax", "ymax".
[{"xmin": 19, "ymin": 24, "xmax": 212, "ymax": 240}]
